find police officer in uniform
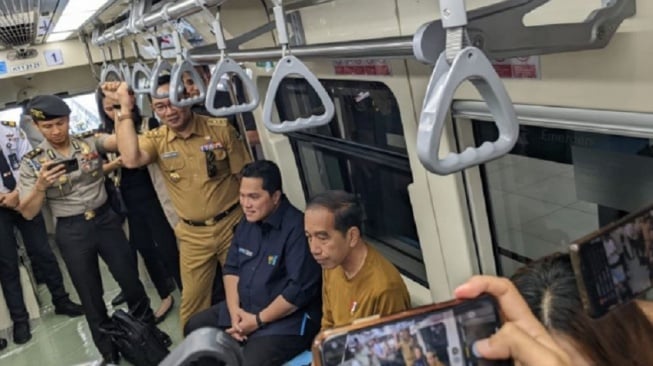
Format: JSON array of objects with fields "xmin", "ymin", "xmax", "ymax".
[
  {"xmin": 0, "ymin": 119, "xmax": 83, "ymax": 345},
  {"xmin": 16, "ymin": 95, "xmax": 155, "ymax": 363},
  {"xmin": 103, "ymin": 79, "xmax": 251, "ymax": 327}
]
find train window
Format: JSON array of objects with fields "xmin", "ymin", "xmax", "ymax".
[
  {"xmin": 474, "ymin": 121, "xmax": 653, "ymax": 276},
  {"xmin": 276, "ymin": 79, "xmax": 426, "ymax": 284},
  {"xmin": 63, "ymin": 93, "xmax": 101, "ymax": 134}
]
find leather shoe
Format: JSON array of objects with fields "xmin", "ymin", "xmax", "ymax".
[
  {"xmin": 54, "ymin": 299, "xmax": 84, "ymax": 317},
  {"xmin": 0, "ymin": 337, "xmax": 7, "ymax": 350},
  {"xmin": 111, "ymin": 291, "xmax": 126, "ymax": 306},
  {"xmin": 154, "ymin": 296, "xmax": 175, "ymax": 324},
  {"xmin": 13, "ymin": 322, "xmax": 31, "ymax": 344}
]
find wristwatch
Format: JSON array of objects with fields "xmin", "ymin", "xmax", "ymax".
[
  {"xmin": 114, "ymin": 108, "xmax": 133, "ymax": 122},
  {"xmin": 256, "ymin": 313, "xmax": 266, "ymax": 329}
]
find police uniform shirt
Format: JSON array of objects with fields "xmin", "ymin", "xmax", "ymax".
[
  {"xmin": 138, "ymin": 113, "xmax": 251, "ymax": 222},
  {"xmin": 18, "ymin": 133, "xmax": 109, "ymax": 218},
  {"xmin": 0, "ymin": 120, "xmax": 31, "ymax": 193}
]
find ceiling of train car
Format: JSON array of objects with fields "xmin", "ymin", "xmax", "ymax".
[{"xmin": 0, "ymin": 0, "xmax": 334, "ymax": 54}]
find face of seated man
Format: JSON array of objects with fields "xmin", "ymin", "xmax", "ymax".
[
  {"xmin": 182, "ymin": 67, "xmax": 210, "ymax": 98},
  {"xmin": 304, "ymin": 206, "xmax": 358, "ymax": 270},
  {"xmin": 239, "ymin": 175, "xmax": 281, "ymax": 223}
]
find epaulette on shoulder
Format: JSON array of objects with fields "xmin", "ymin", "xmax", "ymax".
[
  {"xmin": 1, "ymin": 120, "xmax": 17, "ymax": 128},
  {"xmin": 24, "ymin": 148, "xmax": 43, "ymax": 160},
  {"xmin": 207, "ymin": 118, "xmax": 228, "ymax": 128},
  {"xmin": 73, "ymin": 130, "xmax": 98, "ymax": 139}
]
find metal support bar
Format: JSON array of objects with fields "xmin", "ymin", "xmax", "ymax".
[
  {"xmin": 190, "ymin": 36, "xmax": 414, "ymax": 63},
  {"xmin": 189, "ymin": 0, "xmax": 634, "ymax": 64},
  {"xmin": 414, "ymin": 0, "xmax": 636, "ymax": 63},
  {"xmin": 93, "ymin": 0, "xmax": 228, "ymax": 46}
]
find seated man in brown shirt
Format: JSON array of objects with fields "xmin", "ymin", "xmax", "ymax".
[{"xmin": 304, "ymin": 190, "xmax": 411, "ymax": 331}]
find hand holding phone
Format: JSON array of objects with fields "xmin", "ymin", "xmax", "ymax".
[
  {"xmin": 46, "ymin": 158, "xmax": 79, "ymax": 174},
  {"xmin": 455, "ymin": 276, "xmax": 572, "ymax": 366}
]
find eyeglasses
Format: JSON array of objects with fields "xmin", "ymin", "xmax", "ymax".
[{"xmin": 153, "ymin": 102, "xmax": 175, "ymax": 114}]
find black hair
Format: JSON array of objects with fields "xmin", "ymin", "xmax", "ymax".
[
  {"xmin": 306, "ymin": 190, "xmax": 363, "ymax": 236},
  {"xmin": 240, "ymin": 160, "xmax": 282, "ymax": 196}
]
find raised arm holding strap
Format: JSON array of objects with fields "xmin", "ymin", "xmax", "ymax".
[
  {"xmin": 262, "ymin": 0, "xmax": 335, "ymax": 134},
  {"xmin": 416, "ymin": 0, "xmax": 519, "ymax": 175}
]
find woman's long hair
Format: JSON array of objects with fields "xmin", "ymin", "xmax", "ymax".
[
  {"xmin": 512, "ymin": 253, "xmax": 653, "ymax": 365},
  {"xmin": 95, "ymin": 86, "xmax": 143, "ymax": 134}
]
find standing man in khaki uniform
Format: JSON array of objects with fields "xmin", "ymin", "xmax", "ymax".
[{"xmin": 103, "ymin": 78, "xmax": 251, "ymax": 327}]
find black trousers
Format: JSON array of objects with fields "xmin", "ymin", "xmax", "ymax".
[
  {"xmin": 184, "ymin": 304, "xmax": 313, "ymax": 366},
  {"xmin": 55, "ymin": 205, "xmax": 153, "ymax": 355},
  {"xmin": 123, "ymin": 190, "xmax": 182, "ymax": 298},
  {"xmin": 0, "ymin": 208, "xmax": 70, "ymax": 323}
]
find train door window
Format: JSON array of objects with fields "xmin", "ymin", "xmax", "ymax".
[
  {"xmin": 275, "ymin": 78, "xmax": 426, "ymax": 284},
  {"xmin": 473, "ymin": 121, "xmax": 653, "ymax": 276}
]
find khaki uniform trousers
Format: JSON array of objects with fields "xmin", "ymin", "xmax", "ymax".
[{"xmin": 175, "ymin": 208, "xmax": 242, "ymax": 327}]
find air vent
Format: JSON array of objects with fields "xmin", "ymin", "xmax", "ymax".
[{"xmin": 0, "ymin": 1, "xmax": 39, "ymax": 49}]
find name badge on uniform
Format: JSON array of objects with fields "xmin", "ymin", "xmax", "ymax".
[
  {"xmin": 47, "ymin": 149, "xmax": 56, "ymax": 160},
  {"xmin": 72, "ymin": 140, "xmax": 81, "ymax": 151},
  {"xmin": 162, "ymin": 151, "xmax": 179, "ymax": 159},
  {"xmin": 238, "ymin": 247, "xmax": 254, "ymax": 257},
  {"xmin": 8, "ymin": 153, "xmax": 19, "ymax": 170}
]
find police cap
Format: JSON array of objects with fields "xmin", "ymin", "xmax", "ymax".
[{"xmin": 27, "ymin": 95, "xmax": 71, "ymax": 122}]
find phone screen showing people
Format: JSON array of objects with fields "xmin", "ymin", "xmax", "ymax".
[
  {"xmin": 319, "ymin": 296, "xmax": 509, "ymax": 366},
  {"xmin": 572, "ymin": 205, "xmax": 653, "ymax": 317}
]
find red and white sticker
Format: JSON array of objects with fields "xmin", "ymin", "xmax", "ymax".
[
  {"xmin": 333, "ymin": 59, "xmax": 392, "ymax": 76},
  {"xmin": 492, "ymin": 56, "xmax": 540, "ymax": 79}
]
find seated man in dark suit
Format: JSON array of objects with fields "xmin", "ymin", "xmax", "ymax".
[{"xmin": 183, "ymin": 160, "xmax": 322, "ymax": 366}]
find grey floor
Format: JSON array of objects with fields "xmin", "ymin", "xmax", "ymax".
[{"xmin": 0, "ymin": 254, "xmax": 183, "ymax": 366}]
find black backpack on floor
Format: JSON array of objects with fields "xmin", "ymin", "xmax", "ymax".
[{"xmin": 102, "ymin": 309, "xmax": 172, "ymax": 366}]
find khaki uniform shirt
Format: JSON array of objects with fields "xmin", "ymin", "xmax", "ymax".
[
  {"xmin": 18, "ymin": 133, "xmax": 108, "ymax": 218},
  {"xmin": 139, "ymin": 113, "xmax": 251, "ymax": 222}
]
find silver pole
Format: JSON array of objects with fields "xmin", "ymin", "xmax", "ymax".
[
  {"xmin": 93, "ymin": 0, "xmax": 224, "ymax": 45},
  {"xmin": 189, "ymin": 36, "xmax": 415, "ymax": 63}
]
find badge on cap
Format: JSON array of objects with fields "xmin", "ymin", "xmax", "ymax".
[{"xmin": 30, "ymin": 109, "xmax": 45, "ymax": 120}]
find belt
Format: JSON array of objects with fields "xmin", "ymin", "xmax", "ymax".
[
  {"xmin": 58, "ymin": 202, "xmax": 111, "ymax": 221},
  {"xmin": 181, "ymin": 202, "xmax": 240, "ymax": 227}
]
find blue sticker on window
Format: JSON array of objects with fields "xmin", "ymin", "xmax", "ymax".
[{"xmin": 0, "ymin": 61, "xmax": 7, "ymax": 75}]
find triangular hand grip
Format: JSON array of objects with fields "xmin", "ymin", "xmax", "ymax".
[
  {"xmin": 170, "ymin": 60, "xmax": 206, "ymax": 107},
  {"xmin": 262, "ymin": 55, "xmax": 335, "ymax": 134},
  {"xmin": 150, "ymin": 59, "xmax": 173, "ymax": 98},
  {"xmin": 100, "ymin": 63, "xmax": 123, "ymax": 82},
  {"xmin": 159, "ymin": 327, "xmax": 244, "ymax": 366},
  {"xmin": 417, "ymin": 47, "xmax": 519, "ymax": 175},
  {"xmin": 119, "ymin": 61, "xmax": 132, "ymax": 87},
  {"xmin": 205, "ymin": 57, "xmax": 260, "ymax": 117},
  {"xmin": 131, "ymin": 62, "xmax": 152, "ymax": 95}
]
